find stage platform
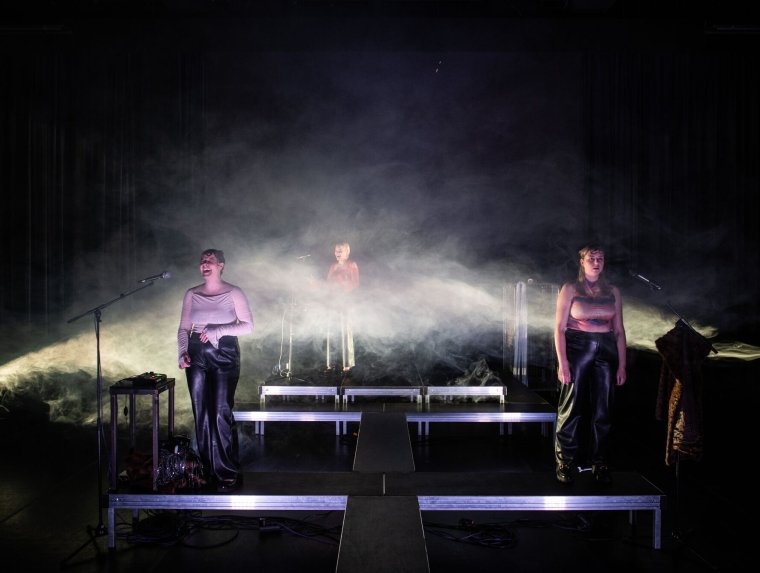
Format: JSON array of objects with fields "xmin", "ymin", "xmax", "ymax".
[
  {"xmin": 234, "ymin": 402, "xmax": 556, "ymax": 437},
  {"xmin": 236, "ymin": 378, "xmax": 555, "ymax": 436},
  {"xmin": 108, "ymin": 470, "xmax": 665, "ymax": 550},
  {"xmin": 108, "ymin": 385, "xmax": 665, "ymax": 560}
]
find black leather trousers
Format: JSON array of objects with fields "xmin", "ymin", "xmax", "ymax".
[
  {"xmin": 186, "ymin": 334, "xmax": 241, "ymax": 483},
  {"xmin": 555, "ymin": 329, "xmax": 617, "ymax": 467}
]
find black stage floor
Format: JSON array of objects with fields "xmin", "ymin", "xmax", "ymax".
[{"xmin": 0, "ymin": 353, "xmax": 755, "ymax": 573}]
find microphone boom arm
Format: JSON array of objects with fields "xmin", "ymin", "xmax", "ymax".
[{"xmin": 629, "ymin": 269, "xmax": 662, "ymax": 291}]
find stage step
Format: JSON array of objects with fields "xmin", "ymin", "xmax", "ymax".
[
  {"xmin": 339, "ymin": 411, "xmax": 427, "ymax": 572},
  {"xmin": 352, "ymin": 411, "xmax": 415, "ymax": 473},
  {"xmin": 336, "ymin": 496, "xmax": 429, "ymax": 573}
]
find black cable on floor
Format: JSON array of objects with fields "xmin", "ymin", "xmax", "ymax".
[
  {"xmin": 424, "ymin": 519, "xmax": 518, "ymax": 549},
  {"xmin": 116, "ymin": 510, "xmax": 342, "ymax": 548}
]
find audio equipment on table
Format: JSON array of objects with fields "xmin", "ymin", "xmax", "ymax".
[{"xmin": 126, "ymin": 371, "xmax": 168, "ymax": 385}]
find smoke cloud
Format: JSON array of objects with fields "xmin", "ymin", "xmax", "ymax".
[{"xmin": 2, "ymin": 49, "xmax": 757, "ymax": 438}]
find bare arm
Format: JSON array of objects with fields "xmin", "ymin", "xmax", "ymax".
[{"xmin": 611, "ymin": 285, "xmax": 627, "ymax": 386}]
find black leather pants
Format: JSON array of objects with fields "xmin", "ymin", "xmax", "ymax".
[
  {"xmin": 186, "ymin": 334, "xmax": 241, "ymax": 483},
  {"xmin": 555, "ymin": 330, "xmax": 617, "ymax": 467}
]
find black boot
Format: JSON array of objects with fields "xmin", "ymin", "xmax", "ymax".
[
  {"xmin": 556, "ymin": 463, "xmax": 574, "ymax": 484},
  {"xmin": 592, "ymin": 464, "xmax": 612, "ymax": 485}
]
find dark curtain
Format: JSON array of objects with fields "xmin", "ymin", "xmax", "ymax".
[
  {"xmin": 583, "ymin": 50, "xmax": 760, "ymax": 333},
  {"xmin": 2, "ymin": 27, "xmax": 759, "ymax": 347},
  {"xmin": 0, "ymin": 38, "xmax": 205, "ymax": 355}
]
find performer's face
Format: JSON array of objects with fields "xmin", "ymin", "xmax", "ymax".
[
  {"xmin": 581, "ymin": 250, "xmax": 605, "ymax": 280},
  {"xmin": 334, "ymin": 244, "xmax": 349, "ymax": 263},
  {"xmin": 200, "ymin": 253, "xmax": 224, "ymax": 277}
]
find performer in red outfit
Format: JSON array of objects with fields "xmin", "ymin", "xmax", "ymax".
[
  {"xmin": 553, "ymin": 244, "xmax": 627, "ymax": 486},
  {"xmin": 326, "ymin": 241, "xmax": 359, "ymax": 371}
]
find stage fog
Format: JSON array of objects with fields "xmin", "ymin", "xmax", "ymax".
[{"xmin": 1, "ymin": 43, "xmax": 758, "ymax": 438}]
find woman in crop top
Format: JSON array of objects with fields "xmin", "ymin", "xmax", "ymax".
[
  {"xmin": 178, "ymin": 248, "xmax": 253, "ymax": 492},
  {"xmin": 553, "ymin": 244, "xmax": 627, "ymax": 485}
]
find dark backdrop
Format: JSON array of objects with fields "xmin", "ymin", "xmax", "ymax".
[{"xmin": 1, "ymin": 7, "xmax": 758, "ymax": 427}]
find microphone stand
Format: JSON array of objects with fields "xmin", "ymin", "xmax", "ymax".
[
  {"xmin": 665, "ymin": 301, "xmax": 717, "ymax": 355},
  {"xmin": 271, "ymin": 258, "xmax": 309, "ymax": 384},
  {"xmin": 282, "ymin": 290, "xmax": 307, "ymax": 383},
  {"xmin": 61, "ymin": 281, "xmax": 155, "ymax": 565},
  {"xmin": 629, "ymin": 268, "xmax": 717, "ymax": 353}
]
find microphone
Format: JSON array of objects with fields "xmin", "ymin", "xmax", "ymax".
[
  {"xmin": 296, "ymin": 254, "xmax": 311, "ymax": 260},
  {"xmin": 138, "ymin": 271, "xmax": 171, "ymax": 283},
  {"xmin": 628, "ymin": 270, "xmax": 661, "ymax": 291}
]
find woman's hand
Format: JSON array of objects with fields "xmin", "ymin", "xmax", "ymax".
[
  {"xmin": 179, "ymin": 352, "xmax": 191, "ymax": 369},
  {"xmin": 616, "ymin": 366, "xmax": 627, "ymax": 386},
  {"xmin": 557, "ymin": 362, "xmax": 572, "ymax": 385}
]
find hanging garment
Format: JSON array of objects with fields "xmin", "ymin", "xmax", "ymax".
[{"xmin": 655, "ymin": 321, "xmax": 714, "ymax": 466}]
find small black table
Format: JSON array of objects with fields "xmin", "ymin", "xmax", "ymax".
[{"xmin": 109, "ymin": 376, "xmax": 175, "ymax": 491}]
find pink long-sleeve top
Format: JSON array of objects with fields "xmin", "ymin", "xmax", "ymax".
[{"xmin": 177, "ymin": 285, "xmax": 254, "ymax": 361}]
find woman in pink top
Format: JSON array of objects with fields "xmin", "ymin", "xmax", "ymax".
[
  {"xmin": 553, "ymin": 244, "xmax": 627, "ymax": 486},
  {"xmin": 177, "ymin": 249, "xmax": 253, "ymax": 492},
  {"xmin": 326, "ymin": 241, "xmax": 359, "ymax": 372}
]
